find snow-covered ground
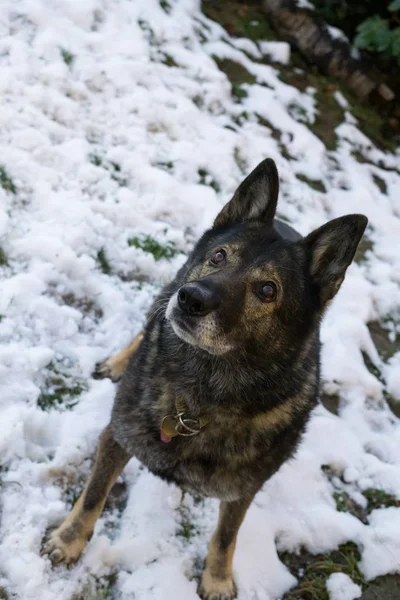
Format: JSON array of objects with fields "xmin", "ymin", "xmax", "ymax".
[{"xmin": 0, "ymin": 1, "xmax": 399, "ymax": 599}]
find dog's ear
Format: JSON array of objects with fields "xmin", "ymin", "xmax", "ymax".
[
  {"xmin": 213, "ymin": 158, "xmax": 279, "ymax": 228},
  {"xmin": 305, "ymin": 214, "xmax": 368, "ymax": 306}
]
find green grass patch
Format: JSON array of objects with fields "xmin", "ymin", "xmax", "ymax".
[
  {"xmin": 97, "ymin": 248, "xmax": 111, "ymax": 274},
  {"xmin": 364, "ymin": 488, "xmax": 400, "ymax": 512},
  {"xmin": 160, "ymin": 0, "xmax": 171, "ymax": 14},
  {"xmin": 60, "ymin": 48, "xmax": 74, "ymax": 67},
  {"xmin": 89, "ymin": 153, "xmax": 103, "ymax": 167},
  {"xmin": 198, "ymin": 168, "xmax": 220, "ymax": 192},
  {"xmin": 178, "ymin": 519, "xmax": 194, "ymax": 541},
  {"xmin": 0, "ymin": 247, "xmax": 8, "ymax": 266},
  {"xmin": 161, "ymin": 53, "xmax": 177, "ymax": 67},
  {"xmin": 354, "ymin": 235, "xmax": 373, "ymax": 264},
  {"xmin": 231, "ymin": 83, "xmax": 248, "ymax": 102},
  {"xmin": 71, "ymin": 573, "xmax": 118, "ymax": 600},
  {"xmin": 234, "ymin": 147, "xmax": 248, "ymax": 173},
  {"xmin": 333, "ymin": 491, "xmax": 368, "ymax": 524},
  {"xmin": 256, "ymin": 114, "xmax": 295, "ymax": 161},
  {"xmin": 372, "ymin": 173, "xmax": 387, "ymax": 194},
  {"xmin": 281, "ymin": 543, "xmax": 366, "ymax": 600},
  {"xmin": 156, "ymin": 160, "xmax": 174, "ymax": 172},
  {"xmin": 61, "ymin": 293, "xmax": 103, "ymax": 320},
  {"xmin": 37, "ymin": 375, "xmax": 83, "ymax": 411},
  {"xmin": 296, "ymin": 173, "xmax": 326, "ymax": 193},
  {"xmin": 128, "ymin": 234, "xmax": 178, "ymax": 261},
  {"xmin": 89, "ymin": 155, "xmax": 128, "ymax": 186},
  {"xmin": 0, "ymin": 166, "xmax": 16, "ymax": 194},
  {"xmin": 368, "ymin": 320, "xmax": 400, "ymax": 362}
]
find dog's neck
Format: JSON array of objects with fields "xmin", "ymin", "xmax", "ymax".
[{"xmin": 163, "ymin": 322, "xmax": 320, "ymax": 416}]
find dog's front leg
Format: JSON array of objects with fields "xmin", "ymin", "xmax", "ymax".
[
  {"xmin": 42, "ymin": 426, "xmax": 130, "ymax": 565},
  {"xmin": 93, "ymin": 331, "xmax": 144, "ymax": 382},
  {"xmin": 199, "ymin": 495, "xmax": 254, "ymax": 600}
]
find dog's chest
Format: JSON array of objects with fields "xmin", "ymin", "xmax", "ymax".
[{"xmin": 125, "ymin": 408, "xmax": 295, "ymax": 501}]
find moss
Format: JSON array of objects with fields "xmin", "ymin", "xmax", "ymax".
[
  {"xmin": 296, "ymin": 173, "xmax": 326, "ymax": 193},
  {"xmin": 214, "ymin": 57, "xmax": 256, "ymax": 85},
  {"xmin": 310, "ymin": 88, "xmax": 344, "ymax": 151},
  {"xmin": 60, "ymin": 48, "xmax": 74, "ymax": 66},
  {"xmin": 281, "ymin": 543, "xmax": 366, "ymax": 600},
  {"xmin": 97, "ymin": 248, "xmax": 111, "ymax": 274},
  {"xmin": 201, "ymin": 1, "xmax": 277, "ymax": 42},
  {"xmin": 278, "ymin": 70, "xmax": 345, "ymax": 151},
  {"xmin": 0, "ymin": 166, "xmax": 16, "ymax": 194},
  {"xmin": 128, "ymin": 234, "xmax": 178, "ymax": 261},
  {"xmin": 348, "ymin": 99, "xmax": 398, "ymax": 153}
]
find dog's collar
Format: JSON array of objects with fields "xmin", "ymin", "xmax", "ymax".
[{"xmin": 160, "ymin": 400, "xmax": 210, "ymax": 443}]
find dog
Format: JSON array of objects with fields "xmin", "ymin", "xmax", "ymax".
[{"xmin": 42, "ymin": 158, "xmax": 367, "ymax": 599}]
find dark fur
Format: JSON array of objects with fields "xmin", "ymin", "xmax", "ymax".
[{"xmin": 43, "ymin": 158, "xmax": 367, "ymax": 598}]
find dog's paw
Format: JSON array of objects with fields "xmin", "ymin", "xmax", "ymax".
[
  {"xmin": 92, "ymin": 357, "xmax": 122, "ymax": 382},
  {"xmin": 41, "ymin": 527, "xmax": 87, "ymax": 566},
  {"xmin": 198, "ymin": 574, "xmax": 237, "ymax": 600}
]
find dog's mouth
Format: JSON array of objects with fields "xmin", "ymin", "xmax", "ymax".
[
  {"xmin": 165, "ymin": 291, "xmax": 233, "ymax": 355},
  {"xmin": 168, "ymin": 313, "xmax": 233, "ymax": 356},
  {"xmin": 169, "ymin": 316, "xmax": 199, "ymax": 347}
]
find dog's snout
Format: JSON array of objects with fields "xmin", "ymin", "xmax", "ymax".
[{"xmin": 178, "ymin": 283, "xmax": 220, "ymax": 316}]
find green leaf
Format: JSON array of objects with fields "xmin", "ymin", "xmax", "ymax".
[
  {"xmin": 391, "ymin": 28, "xmax": 400, "ymax": 58},
  {"xmin": 389, "ymin": 0, "xmax": 400, "ymax": 12},
  {"xmin": 355, "ymin": 16, "xmax": 391, "ymax": 53}
]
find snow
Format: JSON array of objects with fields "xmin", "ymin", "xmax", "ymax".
[
  {"xmin": 0, "ymin": 0, "xmax": 400, "ymax": 599},
  {"xmin": 326, "ymin": 573, "xmax": 361, "ymax": 600},
  {"xmin": 258, "ymin": 41, "xmax": 291, "ymax": 65}
]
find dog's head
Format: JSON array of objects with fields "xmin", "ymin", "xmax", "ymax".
[{"xmin": 166, "ymin": 158, "xmax": 367, "ymax": 356}]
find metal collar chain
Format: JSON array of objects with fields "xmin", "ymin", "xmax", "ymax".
[{"xmin": 160, "ymin": 404, "xmax": 210, "ymax": 442}]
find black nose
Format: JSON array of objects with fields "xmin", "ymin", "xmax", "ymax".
[{"xmin": 177, "ymin": 282, "xmax": 220, "ymax": 316}]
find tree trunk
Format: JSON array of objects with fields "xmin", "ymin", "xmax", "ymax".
[{"xmin": 262, "ymin": 0, "xmax": 394, "ymax": 101}]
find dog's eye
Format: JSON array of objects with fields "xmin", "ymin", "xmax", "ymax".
[
  {"xmin": 210, "ymin": 249, "xmax": 226, "ymax": 266},
  {"xmin": 257, "ymin": 282, "xmax": 276, "ymax": 302}
]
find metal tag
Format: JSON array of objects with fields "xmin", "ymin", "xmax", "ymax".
[{"xmin": 161, "ymin": 415, "xmax": 179, "ymax": 437}]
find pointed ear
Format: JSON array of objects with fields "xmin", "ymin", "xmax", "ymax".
[
  {"xmin": 213, "ymin": 158, "xmax": 279, "ymax": 229},
  {"xmin": 305, "ymin": 214, "xmax": 368, "ymax": 306}
]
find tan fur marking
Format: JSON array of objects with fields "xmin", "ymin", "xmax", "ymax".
[
  {"xmin": 199, "ymin": 497, "xmax": 253, "ymax": 600},
  {"xmin": 42, "ymin": 427, "xmax": 130, "ymax": 565},
  {"xmin": 251, "ymin": 391, "xmax": 311, "ymax": 434},
  {"xmin": 94, "ymin": 332, "xmax": 143, "ymax": 382}
]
